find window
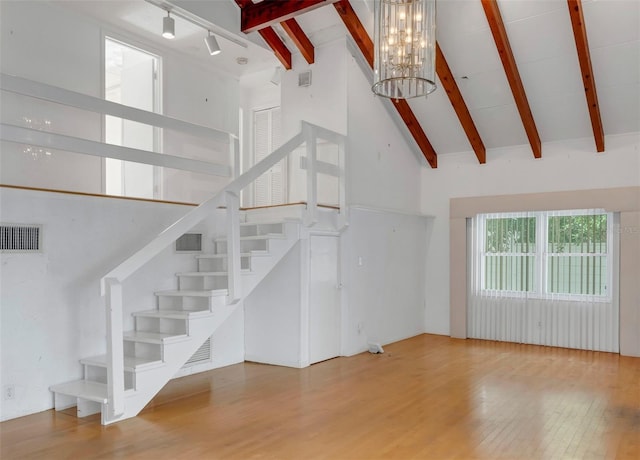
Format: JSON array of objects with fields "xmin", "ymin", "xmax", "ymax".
[
  {"xmin": 483, "ymin": 216, "xmax": 536, "ymax": 292},
  {"xmin": 476, "ymin": 210, "xmax": 612, "ymax": 300},
  {"xmin": 547, "ymin": 212, "xmax": 608, "ymax": 296}
]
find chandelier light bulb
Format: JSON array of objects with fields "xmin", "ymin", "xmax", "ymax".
[{"xmin": 373, "ymin": 0, "xmax": 437, "ymax": 99}]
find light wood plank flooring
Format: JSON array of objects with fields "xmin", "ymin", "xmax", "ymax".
[{"xmin": 1, "ymin": 334, "xmax": 639, "ymax": 459}]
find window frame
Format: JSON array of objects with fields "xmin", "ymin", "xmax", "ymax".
[{"xmin": 476, "ymin": 209, "xmax": 613, "ymax": 302}]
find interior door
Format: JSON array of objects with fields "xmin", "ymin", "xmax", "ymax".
[
  {"xmin": 309, "ymin": 235, "xmax": 340, "ymax": 364},
  {"xmin": 253, "ymin": 107, "xmax": 285, "ymax": 206}
]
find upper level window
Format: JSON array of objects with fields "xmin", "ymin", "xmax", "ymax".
[{"xmin": 475, "ymin": 209, "xmax": 612, "ymax": 301}]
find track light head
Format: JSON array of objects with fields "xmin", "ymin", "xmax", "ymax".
[
  {"xmin": 163, "ymin": 12, "xmax": 175, "ymax": 39},
  {"xmin": 204, "ymin": 31, "xmax": 221, "ymax": 56}
]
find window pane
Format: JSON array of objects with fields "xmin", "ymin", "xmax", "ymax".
[
  {"xmin": 547, "ymin": 255, "xmax": 608, "ymax": 295},
  {"xmin": 547, "ymin": 214, "xmax": 607, "ymax": 253},
  {"xmin": 484, "ymin": 255, "xmax": 535, "ymax": 291},
  {"xmin": 485, "ymin": 217, "xmax": 536, "ymax": 253}
]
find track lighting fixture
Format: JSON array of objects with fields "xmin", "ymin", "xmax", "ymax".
[
  {"xmin": 162, "ymin": 12, "xmax": 175, "ymax": 39},
  {"xmin": 204, "ymin": 31, "xmax": 221, "ymax": 56}
]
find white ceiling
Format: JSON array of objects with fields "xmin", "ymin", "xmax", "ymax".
[{"xmin": 55, "ymin": 0, "xmax": 640, "ymax": 159}]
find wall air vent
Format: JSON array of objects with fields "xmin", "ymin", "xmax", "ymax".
[
  {"xmin": 183, "ymin": 337, "xmax": 212, "ymax": 367},
  {"xmin": 298, "ymin": 70, "xmax": 312, "ymax": 87},
  {"xmin": 176, "ymin": 233, "xmax": 202, "ymax": 252},
  {"xmin": 1, "ymin": 224, "xmax": 42, "ymax": 252}
]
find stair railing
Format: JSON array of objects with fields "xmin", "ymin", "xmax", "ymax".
[{"xmin": 99, "ymin": 121, "xmax": 346, "ymax": 419}]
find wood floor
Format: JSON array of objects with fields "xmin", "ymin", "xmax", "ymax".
[{"xmin": 2, "ymin": 334, "xmax": 639, "ymax": 459}]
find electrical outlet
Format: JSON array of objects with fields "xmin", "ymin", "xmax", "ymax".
[{"xmin": 3, "ymin": 385, "xmax": 15, "ymax": 400}]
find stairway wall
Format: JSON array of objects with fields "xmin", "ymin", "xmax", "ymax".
[{"xmin": 0, "ymin": 188, "xmax": 244, "ymax": 421}]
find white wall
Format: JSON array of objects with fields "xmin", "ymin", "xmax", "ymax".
[
  {"xmin": 281, "ymin": 40, "xmax": 348, "ymax": 139},
  {"xmin": 341, "ymin": 207, "xmax": 429, "ymax": 356},
  {"xmin": 0, "ymin": 188, "xmax": 244, "ymax": 421},
  {"xmin": 346, "ymin": 44, "xmax": 423, "ymax": 214},
  {"xmin": 0, "ymin": 1, "xmax": 239, "ymax": 200},
  {"xmin": 421, "ymin": 133, "xmax": 640, "ymax": 335}
]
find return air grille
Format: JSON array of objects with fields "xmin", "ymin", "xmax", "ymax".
[
  {"xmin": 176, "ymin": 233, "xmax": 202, "ymax": 252},
  {"xmin": 1, "ymin": 224, "xmax": 42, "ymax": 252},
  {"xmin": 183, "ymin": 337, "xmax": 212, "ymax": 367}
]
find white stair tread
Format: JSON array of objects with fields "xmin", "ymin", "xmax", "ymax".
[
  {"xmin": 81, "ymin": 355, "xmax": 165, "ymax": 372},
  {"xmin": 49, "ymin": 380, "xmax": 109, "ymax": 403},
  {"xmin": 196, "ymin": 251, "xmax": 268, "ymax": 259},
  {"xmin": 133, "ymin": 309, "xmax": 213, "ymax": 320},
  {"xmin": 176, "ymin": 270, "xmax": 250, "ymax": 277},
  {"xmin": 155, "ymin": 289, "xmax": 228, "ymax": 297},
  {"xmin": 123, "ymin": 331, "xmax": 189, "ymax": 344}
]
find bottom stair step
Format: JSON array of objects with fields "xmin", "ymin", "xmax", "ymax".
[
  {"xmin": 49, "ymin": 380, "xmax": 110, "ymax": 404},
  {"xmin": 81, "ymin": 355, "xmax": 165, "ymax": 372}
]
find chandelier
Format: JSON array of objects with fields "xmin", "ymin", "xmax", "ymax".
[{"xmin": 373, "ymin": 0, "xmax": 437, "ymax": 99}]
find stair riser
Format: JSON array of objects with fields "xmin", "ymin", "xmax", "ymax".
[
  {"xmin": 197, "ymin": 257, "xmax": 251, "ymax": 272},
  {"xmin": 178, "ymin": 276, "xmax": 228, "ymax": 291},
  {"xmin": 135, "ymin": 316, "xmax": 187, "ymax": 335},
  {"xmin": 157, "ymin": 295, "xmax": 226, "ymax": 311},
  {"xmin": 124, "ymin": 341, "xmax": 161, "ymax": 362},
  {"xmin": 83, "ymin": 365, "xmax": 135, "ymax": 391}
]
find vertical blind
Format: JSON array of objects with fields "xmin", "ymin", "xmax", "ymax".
[{"xmin": 468, "ymin": 209, "xmax": 619, "ymax": 352}]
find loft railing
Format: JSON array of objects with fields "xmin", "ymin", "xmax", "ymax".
[
  {"xmin": 101, "ymin": 121, "xmax": 346, "ymax": 418},
  {"xmin": 0, "ymin": 73, "xmax": 238, "ymax": 202}
]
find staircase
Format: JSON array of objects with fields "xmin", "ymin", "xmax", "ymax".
[
  {"xmin": 50, "ymin": 218, "xmax": 300, "ymax": 424},
  {"xmin": 48, "ymin": 121, "xmax": 346, "ymax": 425}
]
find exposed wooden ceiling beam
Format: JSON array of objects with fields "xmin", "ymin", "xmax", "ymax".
[
  {"xmin": 242, "ymin": 0, "xmax": 340, "ymax": 34},
  {"xmin": 234, "ymin": 0, "xmax": 293, "ymax": 69},
  {"xmin": 481, "ymin": 0, "xmax": 542, "ymax": 159},
  {"xmin": 281, "ymin": 18, "xmax": 315, "ymax": 64},
  {"xmin": 391, "ymin": 99, "xmax": 438, "ymax": 168},
  {"xmin": 333, "ymin": 0, "xmax": 437, "ymax": 167},
  {"xmin": 436, "ymin": 44, "xmax": 486, "ymax": 164},
  {"xmin": 258, "ymin": 27, "xmax": 293, "ymax": 70},
  {"xmin": 567, "ymin": 0, "xmax": 605, "ymax": 152}
]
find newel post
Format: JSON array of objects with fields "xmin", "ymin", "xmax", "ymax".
[
  {"xmin": 104, "ymin": 277, "xmax": 125, "ymax": 418},
  {"xmin": 225, "ymin": 191, "xmax": 241, "ymax": 304},
  {"xmin": 303, "ymin": 123, "xmax": 318, "ymax": 226}
]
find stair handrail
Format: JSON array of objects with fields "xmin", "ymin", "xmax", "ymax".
[
  {"xmin": 100, "ymin": 121, "xmax": 346, "ymax": 421},
  {"xmin": 99, "ymin": 129, "xmax": 303, "ymax": 293}
]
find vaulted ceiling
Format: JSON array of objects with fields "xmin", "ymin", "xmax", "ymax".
[
  {"xmin": 56, "ymin": 0, "xmax": 640, "ymax": 168},
  {"xmin": 234, "ymin": 0, "xmax": 639, "ymax": 168}
]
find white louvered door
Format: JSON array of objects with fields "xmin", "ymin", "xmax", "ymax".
[{"xmin": 253, "ymin": 107, "xmax": 285, "ymax": 206}]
